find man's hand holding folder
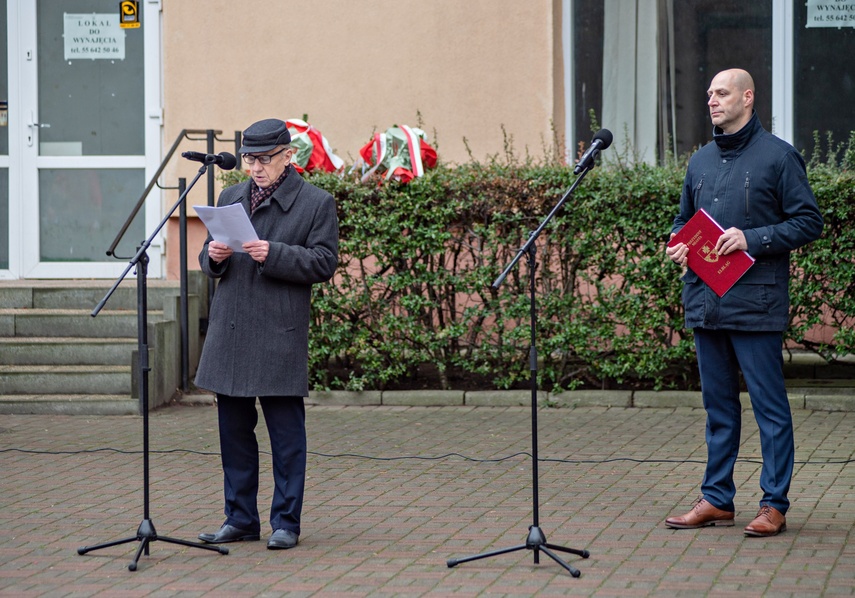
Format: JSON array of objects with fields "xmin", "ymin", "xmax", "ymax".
[{"xmin": 667, "ymin": 208, "xmax": 755, "ymax": 297}]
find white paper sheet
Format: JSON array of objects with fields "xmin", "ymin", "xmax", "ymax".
[{"xmin": 194, "ymin": 204, "xmax": 259, "ymax": 253}]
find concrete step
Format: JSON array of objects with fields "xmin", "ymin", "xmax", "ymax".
[
  {"xmin": 0, "ymin": 364, "xmax": 132, "ymax": 395},
  {"xmin": 0, "ymin": 308, "xmax": 162, "ymax": 338},
  {"xmin": 0, "ymin": 394, "xmax": 138, "ymax": 415},
  {"xmin": 0, "ymin": 280, "xmax": 183, "ymax": 310},
  {"xmin": 0, "ymin": 337, "xmax": 136, "ymax": 365},
  {"xmin": 0, "ymin": 273, "xmax": 207, "ymax": 415}
]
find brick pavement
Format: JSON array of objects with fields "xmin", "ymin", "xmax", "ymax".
[{"xmin": 0, "ymin": 404, "xmax": 853, "ymax": 597}]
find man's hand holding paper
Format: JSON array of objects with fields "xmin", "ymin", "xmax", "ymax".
[
  {"xmin": 242, "ymin": 240, "xmax": 269, "ymax": 263},
  {"xmin": 207, "ymin": 240, "xmax": 233, "ymax": 263},
  {"xmin": 195, "ymin": 204, "xmax": 259, "ymax": 254}
]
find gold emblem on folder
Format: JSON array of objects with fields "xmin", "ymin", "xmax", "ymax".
[{"xmin": 699, "ymin": 241, "xmax": 720, "ymax": 263}]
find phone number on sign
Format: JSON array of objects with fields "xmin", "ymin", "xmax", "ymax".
[{"xmin": 816, "ymin": 14, "xmax": 855, "ymax": 22}]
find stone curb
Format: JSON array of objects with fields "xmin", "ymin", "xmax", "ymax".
[
  {"xmin": 306, "ymin": 390, "xmax": 382, "ymax": 406},
  {"xmin": 633, "ymin": 390, "xmax": 703, "ymax": 409},
  {"xmin": 303, "ymin": 388, "xmax": 855, "ymax": 411},
  {"xmin": 380, "ymin": 390, "xmax": 464, "ymax": 406},
  {"xmin": 464, "ymin": 390, "xmax": 531, "ymax": 407},
  {"xmin": 547, "ymin": 389, "xmax": 633, "ymax": 408},
  {"xmin": 27, "ymin": 386, "xmax": 850, "ymax": 415}
]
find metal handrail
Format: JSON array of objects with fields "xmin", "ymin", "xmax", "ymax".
[{"xmin": 106, "ymin": 128, "xmax": 224, "ymax": 258}]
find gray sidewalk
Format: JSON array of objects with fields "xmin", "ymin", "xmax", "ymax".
[{"xmin": 1, "ymin": 403, "xmax": 853, "ymax": 596}]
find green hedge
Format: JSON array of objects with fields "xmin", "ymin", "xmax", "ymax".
[{"xmin": 221, "ymin": 157, "xmax": 854, "ymax": 392}]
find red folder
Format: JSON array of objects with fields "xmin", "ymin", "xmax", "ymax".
[{"xmin": 668, "ymin": 208, "xmax": 755, "ymax": 297}]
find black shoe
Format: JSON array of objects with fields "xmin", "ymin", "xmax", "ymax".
[
  {"xmin": 267, "ymin": 529, "xmax": 299, "ymax": 550},
  {"xmin": 198, "ymin": 523, "xmax": 260, "ymax": 544}
]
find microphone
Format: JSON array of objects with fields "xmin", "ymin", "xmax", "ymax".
[
  {"xmin": 181, "ymin": 151, "xmax": 237, "ymax": 170},
  {"xmin": 573, "ymin": 129, "xmax": 613, "ymax": 174}
]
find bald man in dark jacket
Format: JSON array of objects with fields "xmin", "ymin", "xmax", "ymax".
[{"xmin": 664, "ymin": 69, "xmax": 823, "ymax": 537}]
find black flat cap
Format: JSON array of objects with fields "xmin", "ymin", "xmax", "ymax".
[{"xmin": 239, "ymin": 118, "xmax": 291, "ymax": 154}]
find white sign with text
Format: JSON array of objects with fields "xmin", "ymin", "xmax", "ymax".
[
  {"xmin": 64, "ymin": 13, "xmax": 126, "ymax": 60},
  {"xmin": 806, "ymin": 0, "xmax": 855, "ymax": 28}
]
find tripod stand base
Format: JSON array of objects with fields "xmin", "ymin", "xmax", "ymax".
[
  {"xmin": 77, "ymin": 518, "xmax": 228, "ymax": 571},
  {"xmin": 447, "ymin": 525, "xmax": 589, "ymax": 578}
]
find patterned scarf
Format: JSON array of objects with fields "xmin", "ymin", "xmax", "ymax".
[{"xmin": 249, "ymin": 165, "xmax": 290, "ymax": 214}]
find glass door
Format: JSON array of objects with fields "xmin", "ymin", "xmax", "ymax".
[{"xmin": 13, "ymin": 0, "xmax": 160, "ymax": 278}]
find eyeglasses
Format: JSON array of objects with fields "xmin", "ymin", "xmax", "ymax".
[{"xmin": 242, "ymin": 147, "xmax": 287, "ymax": 165}]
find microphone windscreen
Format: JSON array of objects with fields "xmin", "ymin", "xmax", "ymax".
[
  {"xmin": 218, "ymin": 152, "xmax": 237, "ymax": 170},
  {"xmin": 593, "ymin": 129, "xmax": 613, "ymax": 150}
]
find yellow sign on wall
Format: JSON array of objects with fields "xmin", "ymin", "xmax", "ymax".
[{"xmin": 119, "ymin": 0, "xmax": 140, "ymax": 29}]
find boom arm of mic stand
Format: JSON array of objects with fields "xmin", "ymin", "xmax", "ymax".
[
  {"xmin": 92, "ymin": 165, "xmax": 210, "ymax": 317},
  {"xmin": 491, "ymin": 165, "xmax": 593, "ymax": 290}
]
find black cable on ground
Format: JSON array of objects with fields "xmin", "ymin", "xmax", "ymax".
[{"xmin": 1, "ymin": 446, "xmax": 853, "ymax": 465}]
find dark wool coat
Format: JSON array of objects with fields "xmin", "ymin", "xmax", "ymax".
[
  {"xmin": 671, "ymin": 112, "xmax": 823, "ymax": 332},
  {"xmin": 195, "ymin": 168, "xmax": 338, "ymax": 397}
]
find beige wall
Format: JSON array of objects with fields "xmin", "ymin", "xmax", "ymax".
[
  {"xmin": 163, "ymin": 0, "xmax": 562, "ymax": 168},
  {"xmin": 161, "ymin": 1, "xmax": 564, "ymax": 278}
]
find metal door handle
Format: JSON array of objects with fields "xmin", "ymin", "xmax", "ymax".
[
  {"xmin": 27, "ymin": 113, "xmax": 50, "ymax": 128},
  {"xmin": 26, "ymin": 112, "xmax": 49, "ymax": 147}
]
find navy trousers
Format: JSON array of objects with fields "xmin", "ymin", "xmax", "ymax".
[
  {"xmin": 216, "ymin": 394, "xmax": 306, "ymax": 535},
  {"xmin": 694, "ymin": 329, "xmax": 793, "ymax": 515}
]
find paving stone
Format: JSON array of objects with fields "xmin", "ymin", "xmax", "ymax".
[{"xmin": 0, "ymin": 404, "xmax": 853, "ymax": 595}]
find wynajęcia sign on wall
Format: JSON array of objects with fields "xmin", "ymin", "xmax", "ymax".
[
  {"xmin": 63, "ymin": 13, "xmax": 126, "ymax": 60},
  {"xmin": 806, "ymin": 0, "xmax": 855, "ymax": 28}
]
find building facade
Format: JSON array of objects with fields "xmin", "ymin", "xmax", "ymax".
[{"xmin": 1, "ymin": 0, "xmax": 852, "ymax": 279}]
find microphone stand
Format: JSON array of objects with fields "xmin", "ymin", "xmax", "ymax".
[
  {"xmin": 78, "ymin": 163, "xmax": 229, "ymax": 571},
  {"xmin": 447, "ymin": 157, "xmax": 601, "ymax": 578}
]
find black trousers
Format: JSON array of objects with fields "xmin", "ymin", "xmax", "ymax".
[{"xmin": 216, "ymin": 394, "xmax": 306, "ymax": 535}]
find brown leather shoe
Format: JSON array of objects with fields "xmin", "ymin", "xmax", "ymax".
[
  {"xmin": 744, "ymin": 506, "xmax": 786, "ymax": 537},
  {"xmin": 665, "ymin": 498, "xmax": 735, "ymax": 529}
]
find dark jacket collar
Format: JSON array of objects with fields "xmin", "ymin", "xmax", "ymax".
[
  {"xmin": 229, "ymin": 165, "xmax": 302, "ymax": 213},
  {"xmin": 713, "ymin": 110, "xmax": 761, "ymax": 152},
  {"xmin": 267, "ymin": 165, "xmax": 302, "ymax": 212}
]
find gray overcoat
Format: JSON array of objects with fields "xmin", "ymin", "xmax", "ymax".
[{"xmin": 194, "ymin": 168, "xmax": 338, "ymax": 397}]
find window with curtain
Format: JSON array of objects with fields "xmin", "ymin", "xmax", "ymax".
[{"xmin": 573, "ymin": 1, "xmax": 773, "ymax": 163}]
